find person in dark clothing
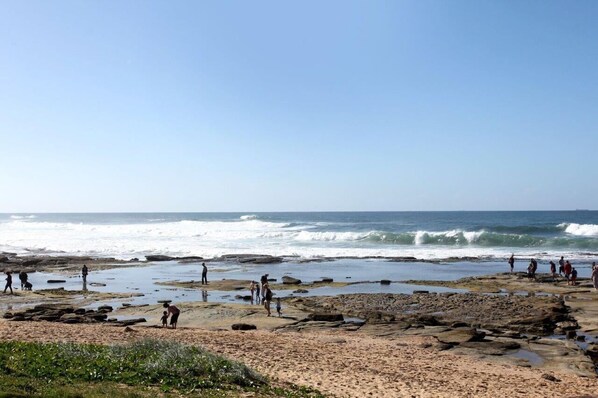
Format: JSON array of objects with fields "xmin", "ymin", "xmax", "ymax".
[
  {"xmin": 558, "ymin": 257, "xmax": 565, "ymax": 276},
  {"xmin": 263, "ymin": 284, "xmax": 273, "ymax": 316},
  {"xmin": 549, "ymin": 261, "xmax": 557, "ymax": 280},
  {"xmin": 18, "ymin": 271, "xmax": 28, "ymax": 289},
  {"xmin": 201, "ymin": 263, "xmax": 208, "ymax": 285},
  {"xmin": 508, "ymin": 254, "xmax": 515, "ymax": 273},
  {"xmin": 260, "ymin": 274, "xmax": 269, "ymax": 299},
  {"xmin": 82, "ymin": 264, "xmax": 89, "ymax": 282},
  {"xmin": 4, "ymin": 272, "xmax": 13, "ymax": 294},
  {"xmin": 163, "ymin": 302, "xmax": 180, "ymax": 329}
]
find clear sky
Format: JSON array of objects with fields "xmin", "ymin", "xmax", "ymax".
[{"xmin": 1, "ymin": 1, "xmax": 597, "ymax": 212}]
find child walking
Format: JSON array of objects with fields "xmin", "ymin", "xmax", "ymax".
[{"xmin": 276, "ymin": 297, "xmax": 282, "ymax": 317}]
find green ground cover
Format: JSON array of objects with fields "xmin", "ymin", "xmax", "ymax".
[{"xmin": 0, "ymin": 340, "xmax": 324, "ymax": 398}]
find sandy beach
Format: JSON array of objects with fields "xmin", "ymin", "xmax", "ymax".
[{"xmin": 1, "ymin": 320, "xmax": 597, "ymax": 397}]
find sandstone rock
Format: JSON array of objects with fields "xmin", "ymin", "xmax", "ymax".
[
  {"xmin": 309, "ymin": 313, "xmax": 344, "ymax": 322},
  {"xmin": 47, "ymin": 279, "xmax": 66, "ymax": 283},
  {"xmin": 294, "ymin": 289, "xmax": 309, "ymax": 293},
  {"xmin": 124, "ymin": 326, "xmax": 135, "ymax": 332},
  {"xmin": 89, "ymin": 282, "xmax": 106, "ymax": 287},
  {"xmin": 60, "ymin": 313, "xmax": 86, "ymax": 324},
  {"xmin": 97, "ymin": 305, "xmax": 113, "ymax": 312},
  {"xmin": 380, "ymin": 280, "xmax": 391, "ymax": 285},
  {"xmin": 282, "ymin": 276, "xmax": 302, "ymax": 285},
  {"xmin": 436, "ymin": 328, "xmax": 486, "ymax": 344},
  {"xmin": 232, "ymin": 323, "xmax": 257, "ymax": 331}
]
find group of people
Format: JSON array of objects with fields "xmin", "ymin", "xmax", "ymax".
[
  {"xmin": 249, "ymin": 274, "xmax": 281, "ymax": 317},
  {"xmin": 508, "ymin": 255, "xmax": 596, "ymax": 287},
  {"xmin": 3, "ymin": 270, "xmax": 33, "ymax": 294}
]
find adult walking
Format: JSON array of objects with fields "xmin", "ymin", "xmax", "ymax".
[
  {"xmin": 163, "ymin": 302, "xmax": 180, "ymax": 329},
  {"xmin": 591, "ymin": 262, "xmax": 598, "ymax": 290},
  {"xmin": 4, "ymin": 271, "xmax": 13, "ymax": 294},
  {"xmin": 201, "ymin": 262, "xmax": 208, "ymax": 285}
]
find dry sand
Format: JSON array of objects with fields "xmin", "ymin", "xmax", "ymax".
[{"xmin": 1, "ymin": 320, "xmax": 597, "ymax": 397}]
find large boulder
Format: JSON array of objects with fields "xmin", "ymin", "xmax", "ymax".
[{"xmin": 282, "ymin": 276, "xmax": 302, "ymax": 285}]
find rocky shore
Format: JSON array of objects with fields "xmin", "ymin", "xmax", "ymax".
[{"xmin": 1, "ymin": 254, "xmax": 597, "ymax": 396}]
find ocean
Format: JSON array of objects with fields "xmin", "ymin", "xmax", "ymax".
[{"xmin": 1, "ymin": 211, "xmax": 597, "ymax": 262}]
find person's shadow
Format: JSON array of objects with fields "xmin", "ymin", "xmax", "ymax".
[{"xmin": 82, "ymin": 280, "xmax": 88, "ymax": 292}]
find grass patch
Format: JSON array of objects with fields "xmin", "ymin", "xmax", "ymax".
[{"xmin": 0, "ymin": 340, "xmax": 324, "ymax": 397}]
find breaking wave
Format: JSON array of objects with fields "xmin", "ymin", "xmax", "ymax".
[
  {"xmin": 1, "ymin": 217, "xmax": 597, "ymax": 260},
  {"xmin": 559, "ymin": 223, "xmax": 598, "ymax": 237}
]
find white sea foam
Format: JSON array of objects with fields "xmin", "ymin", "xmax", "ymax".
[
  {"xmin": 560, "ymin": 223, "xmax": 598, "ymax": 236},
  {"xmin": 9, "ymin": 215, "xmax": 37, "ymax": 220},
  {"xmin": 0, "ymin": 219, "xmax": 595, "ymax": 261},
  {"xmin": 240, "ymin": 214, "xmax": 258, "ymax": 220},
  {"xmin": 414, "ymin": 230, "xmax": 484, "ymax": 245}
]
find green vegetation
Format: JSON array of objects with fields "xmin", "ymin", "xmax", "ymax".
[{"xmin": 0, "ymin": 340, "xmax": 325, "ymax": 397}]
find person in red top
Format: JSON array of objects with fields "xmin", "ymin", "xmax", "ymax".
[
  {"xmin": 564, "ymin": 261, "xmax": 572, "ymax": 281},
  {"xmin": 163, "ymin": 302, "xmax": 180, "ymax": 329}
]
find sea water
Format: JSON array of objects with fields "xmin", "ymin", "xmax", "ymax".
[{"xmin": 1, "ymin": 211, "xmax": 598, "ymax": 262}]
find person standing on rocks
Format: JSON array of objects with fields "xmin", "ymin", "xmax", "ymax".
[
  {"xmin": 250, "ymin": 281, "xmax": 256, "ymax": 303},
  {"xmin": 201, "ymin": 262, "xmax": 208, "ymax": 285},
  {"xmin": 591, "ymin": 263, "xmax": 598, "ymax": 290},
  {"xmin": 508, "ymin": 254, "xmax": 515, "ymax": 273},
  {"xmin": 528, "ymin": 259, "xmax": 537, "ymax": 279},
  {"xmin": 263, "ymin": 283, "xmax": 273, "ymax": 316},
  {"xmin": 4, "ymin": 271, "xmax": 13, "ymax": 294},
  {"xmin": 564, "ymin": 260, "xmax": 572, "ymax": 281},
  {"xmin": 163, "ymin": 302, "xmax": 180, "ymax": 329},
  {"xmin": 260, "ymin": 274, "xmax": 269, "ymax": 300},
  {"xmin": 558, "ymin": 256, "xmax": 565, "ymax": 276},
  {"xmin": 276, "ymin": 297, "xmax": 282, "ymax": 317},
  {"xmin": 82, "ymin": 264, "xmax": 89, "ymax": 283},
  {"xmin": 569, "ymin": 267, "xmax": 578, "ymax": 286},
  {"xmin": 549, "ymin": 261, "xmax": 557, "ymax": 280},
  {"xmin": 18, "ymin": 270, "xmax": 28, "ymax": 290}
]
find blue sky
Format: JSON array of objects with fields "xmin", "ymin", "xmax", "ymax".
[{"xmin": 1, "ymin": 1, "xmax": 597, "ymax": 212}]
